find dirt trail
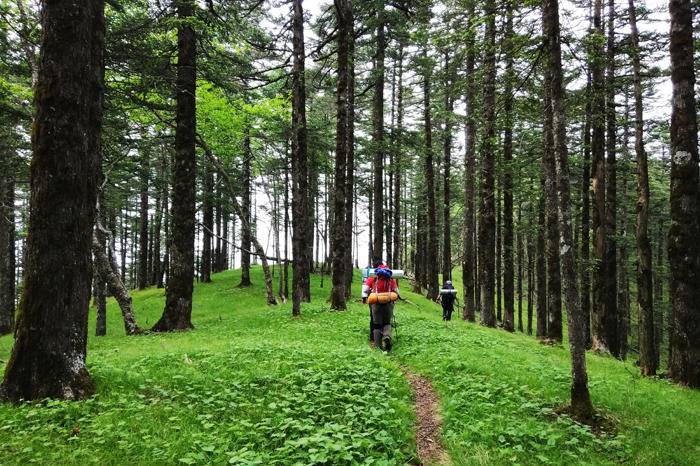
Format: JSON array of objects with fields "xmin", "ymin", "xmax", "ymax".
[{"xmin": 401, "ymin": 367, "xmax": 450, "ymax": 465}]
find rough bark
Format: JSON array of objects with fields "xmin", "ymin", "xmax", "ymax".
[
  {"xmin": 2, "ymin": 0, "xmax": 104, "ymax": 401},
  {"xmin": 544, "ymin": 0, "xmax": 594, "ymax": 421},
  {"xmin": 628, "ymin": 0, "xmax": 656, "ymax": 375},
  {"xmin": 667, "ymin": 0, "xmax": 700, "ymax": 387},
  {"xmin": 654, "ymin": 221, "xmax": 664, "ymax": 368},
  {"xmin": 479, "ymin": 0, "xmax": 497, "ymax": 326},
  {"xmin": 291, "ymin": 0, "xmax": 311, "ymax": 316},
  {"xmin": 152, "ymin": 0, "xmax": 196, "ymax": 332}
]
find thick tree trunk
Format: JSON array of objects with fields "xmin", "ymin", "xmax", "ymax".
[
  {"xmin": 628, "ymin": 0, "xmax": 656, "ymax": 375},
  {"xmin": 152, "ymin": 0, "xmax": 196, "ymax": 332},
  {"xmin": 502, "ymin": 6, "xmax": 515, "ymax": 332},
  {"xmin": 479, "ymin": 0, "xmax": 497, "ymax": 326},
  {"xmin": 2, "ymin": 0, "xmax": 104, "ymax": 401},
  {"xmin": 543, "ymin": 65, "xmax": 562, "ymax": 342},
  {"xmin": 462, "ymin": 6, "xmax": 477, "ymax": 321},
  {"xmin": 94, "ymin": 273, "xmax": 107, "ymax": 337},
  {"xmin": 603, "ymin": 0, "xmax": 619, "ymax": 357},
  {"xmin": 330, "ymin": 0, "xmax": 351, "ymax": 310},
  {"xmin": 291, "ymin": 0, "xmax": 311, "ymax": 315},
  {"xmin": 544, "ymin": 0, "xmax": 594, "ymax": 422},
  {"xmin": 667, "ymin": 0, "xmax": 700, "ymax": 387},
  {"xmin": 239, "ymin": 132, "xmax": 252, "ymax": 287}
]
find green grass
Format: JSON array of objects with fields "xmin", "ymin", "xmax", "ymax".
[{"xmin": 1, "ymin": 266, "xmax": 698, "ymax": 465}]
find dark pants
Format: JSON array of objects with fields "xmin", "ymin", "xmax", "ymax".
[
  {"xmin": 371, "ymin": 302, "xmax": 394, "ymax": 347},
  {"xmin": 442, "ymin": 304, "xmax": 454, "ymax": 321}
]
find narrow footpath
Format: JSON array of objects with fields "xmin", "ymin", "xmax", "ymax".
[{"xmin": 401, "ymin": 367, "xmax": 450, "ymax": 465}]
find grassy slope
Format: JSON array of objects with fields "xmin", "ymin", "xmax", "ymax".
[{"xmin": 0, "ymin": 267, "xmax": 698, "ymax": 465}]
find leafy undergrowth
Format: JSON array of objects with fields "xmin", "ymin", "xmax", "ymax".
[{"xmin": 1, "ymin": 266, "xmax": 699, "ymax": 465}]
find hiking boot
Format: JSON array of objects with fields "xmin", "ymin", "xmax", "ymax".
[{"xmin": 382, "ymin": 336, "xmax": 392, "ymax": 353}]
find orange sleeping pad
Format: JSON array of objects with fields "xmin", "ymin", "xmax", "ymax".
[{"xmin": 368, "ymin": 292, "xmax": 399, "ymax": 304}]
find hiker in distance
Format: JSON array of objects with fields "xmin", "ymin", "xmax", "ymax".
[
  {"xmin": 438, "ymin": 280, "xmax": 458, "ymax": 321},
  {"xmin": 362, "ymin": 263, "xmax": 400, "ymax": 352}
]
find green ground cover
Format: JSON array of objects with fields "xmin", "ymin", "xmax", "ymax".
[{"xmin": 1, "ymin": 266, "xmax": 698, "ymax": 465}]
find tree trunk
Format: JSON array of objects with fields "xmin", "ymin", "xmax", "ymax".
[
  {"xmin": 479, "ymin": 0, "xmax": 497, "ymax": 326},
  {"xmin": 536, "ymin": 188, "xmax": 548, "ymax": 338},
  {"xmin": 93, "ymin": 210, "xmax": 141, "ymax": 335},
  {"xmin": 517, "ymin": 204, "xmax": 524, "ymax": 332},
  {"xmin": 667, "ymin": 0, "xmax": 700, "ymax": 387},
  {"xmin": 581, "ymin": 69, "xmax": 592, "ymax": 348},
  {"xmin": 291, "ymin": 0, "xmax": 311, "ymax": 315},
  {"xmin": 201, "ymin": 160, "xmax": 213, "ymax": 283},
  {"xmin": 152, "ymin": 0, "xmax": 196, "ymax": 332},
  {"xmin": 543, "ymin": 63, "xmax": 562, "ymax": 342},
  {"xmin": 442, "ymin": 51, "xmax": 453, "ymax": 283},
  {"xmin": 0, "ymin": 166, "xmax": 15, "ymax": 335},
  {"xmin": 392, "ymin": 45, "xmax": 403, "ymax": 270},
  {"xmin": 239, "ymin": 131, "xmax": 252, "ymax": 287},
  {"xmin": 423, "ymin": 48, "xmax": 439, "ymax": 301},
  {"xmin": 628, "ymin": 0, "xmax": 656, "ymax": 375},
  {"xmin": 654, "ymin": 221, "xmax": 664, "ymax": 369},
  {"xmin": 344, "ymin": 24, "xmax": 355, "ymax": 297},
  {"xmin": 502, "ymin": 6, "xmax": 515, "ymax": 332},
  {"xmin": 544, "ymin": 0, "xmax": 594, "ymax": 422},
  {"xmin": 2, "ymin": 0, "xmax": 104, "ymax": 401},
  {"xmin": 591, "ymin": 0, "xmax": 610, "ymax": 354},
  {"xmin": 527, "ymin": 218, "xmax": 535, "ymax": 335},
  {"xmin": 462, "ymin": 5, "xmax": 477, "ymax": 321},
  {"xmin": 330, "ymin": 0, "xmax": 351, "ymax": 310},
  {"xmin": 138, "ymin": 151, "xmax": 149, "ymax": 290},
  {"xmin": 603, "ymin": 0, "xmax": 619, "ymax": 357},
  {"xmin": 371, "ymin": 1, "xmax": 385, "ymax": 266}
]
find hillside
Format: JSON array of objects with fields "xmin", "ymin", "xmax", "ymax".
[{"xmin": 1, "ymin": 267, "xmax": 698, "ymax": 465}]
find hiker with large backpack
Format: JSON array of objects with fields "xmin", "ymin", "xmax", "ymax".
[
  {"xmin": 362, "ymin": 264, "xmax": 400, "ymax": 351},
  {"xmin": 439, "ymin": 280, "xmax": 458, "ymax": 321}
]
